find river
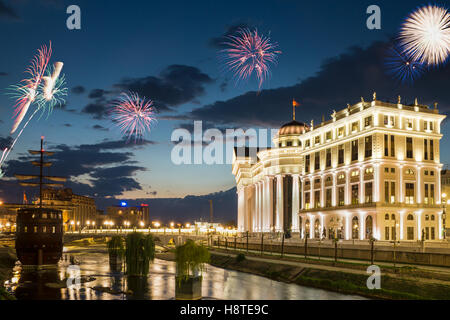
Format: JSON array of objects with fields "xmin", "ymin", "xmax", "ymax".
[{"xmin": 4, "ymin": 245, "xmax": 365, "ymax": 300}]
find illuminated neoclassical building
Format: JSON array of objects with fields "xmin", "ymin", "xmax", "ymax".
[{"xmin": 232, "ymin": 94, "xmax": 446, "ymax": 241}]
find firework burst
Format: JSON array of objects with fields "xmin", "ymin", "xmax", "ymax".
[
  {"xmin": 36, "ymin": 63, "xmax": 68, "ymax": 116},
  {"xmin": 385, "ymin": 44, "xmax": 425, "ymax": 85},
  {"xmin": 10, "ymin": 43, "xmax": 52, "ymax": 134},
  {"xmin": 111, "ymin": 92, "xmax": 157, "ymax": 142},
  {"xmin": 221, "ymin": 28, "xmax": 281, "ymax": 89},
  {"xmin": 399, "ymin": 5, "xmax": 450, "ymax": 66}
]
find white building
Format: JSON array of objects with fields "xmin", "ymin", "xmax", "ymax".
[{"xmin": 232, "ymin": 95, "xmax": 446, "ymax": 241}]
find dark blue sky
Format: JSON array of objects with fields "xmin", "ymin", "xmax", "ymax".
[{"xmin": 0, "ymin": 0, "xmax": 449, "ymax": 205}]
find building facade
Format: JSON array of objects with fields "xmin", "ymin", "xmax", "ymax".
[
  {"xmin": 39, "ymin": 188, "xmax": 97, "ymax": 229},
  {"xmin": 233, "ymin": 96, "xmax": 446, "ymax": 241},
  {"xmin": 105, "ymin": 204, "xmax": 150, "ymax": 227}
]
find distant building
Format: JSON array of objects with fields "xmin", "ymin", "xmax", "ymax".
[
  {"xmin": 38, "ymin": 188, "xmax": 97, "ymax": 230},
  {"xmin": 0, "ymin": 206, "xmax": 16, "ymax": 232},
  {"xmin": 105, "ymin": 203, "xmax": 149, "ymax": 227}
]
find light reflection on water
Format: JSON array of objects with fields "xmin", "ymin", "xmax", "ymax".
[{"xmin": 5, "ymin": 246, "xmax": 365, "ymax": 300}]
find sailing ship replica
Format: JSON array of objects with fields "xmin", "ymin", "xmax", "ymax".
[{"xmin": 14, "ymin": 137, "xmax": 66, "ymax": 265}]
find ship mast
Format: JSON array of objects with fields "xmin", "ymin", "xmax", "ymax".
[{"xmin": 15, "ymin": 137, "xmax": 67, "ymax": 211}]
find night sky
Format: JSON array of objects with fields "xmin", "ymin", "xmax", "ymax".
[{"xmin": 0, "ymin": 0, "xmax": 449, "ymax": 216}]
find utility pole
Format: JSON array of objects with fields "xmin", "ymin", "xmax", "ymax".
[{"xmin": 209, "ymin": 200, "xmax": 213, "ymax": 226}]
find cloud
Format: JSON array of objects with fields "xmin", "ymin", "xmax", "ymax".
[
  {"xmin": 88, "ymin": 88, "xmax": 110, "ymax": 99},
  {"xmin": 114, "ymin": 64, "xmax": 214, "ymax": 111},
  {"xmin": 82, "ymin": 101, "xmax": 110, "ymax": 119},
  {"xmin": 0, "ymin": 136, "xmax": 13, "ymax": 149},
  {"xmin": 0, "ymin": 138, "xmax": 156, "ymax": 200},
  {"xmin": 186, "ymin": 41, "xmax": 450, "ymax": 128},
  {"xmin": 71, "ymin": 86, "xmax": 85, "ymax": 94},
  {"xmin": 92, "ymin": 124, "xmax": 109, "ymax": 131},
  {"xmin": 0, "ymin": 0, "xmax": 19, "ymax": 20}
]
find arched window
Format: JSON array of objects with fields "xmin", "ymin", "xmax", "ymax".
[
  {"xmin": 385, "ymin": 214, "xmax": 389, "ymax": 220},
  {"xmin": 314, "ymin": 220, "xmax": 320, "ymax": 239},
  {"xmin": 425, "ymin": 214, "xmax": 429, "ymax": 221},
  {"xmin": 391, "ymin": 214, "xmax": 396, "ymax": 220},
  {"xmin": 431, "ymin": 215, "xmax": 435, "ymax": 221},
  {"xmin": 407, "ymin": 214, "xmax": 414, "ymax": 221},
  {"xmin": 352, "ymin": 216, "xmax": 359, "ymax": 239}
]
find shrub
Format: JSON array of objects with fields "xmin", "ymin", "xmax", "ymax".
[{"xmin": 236, "ymin": 253, "xmax": 246, "ymax": 263}]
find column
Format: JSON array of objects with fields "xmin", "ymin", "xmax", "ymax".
[
  {"xmin": 332, "ymin": 172, "xmax": 337, "ymax": 206},
  {"xmin": 399, "ymin": 211, "xmax": 404, "ymax": 240},
  {"xmin": 309, "ymin": 215, "xmax": 314, "ymax": 239},
  {"xmin": 345, "ymin": 214, "xmax": 350, "ymax": 240},
  {"xmin": 437, "ymin": 168, "xmax": 442, "ymax": 204},
  {"xmin": 345, "ymin": 170, "xmax": 350, "ymax": 205},
  {"xmin": 399, "ymin": 164, "xmax": 404, "ymax": 203},
  {"xmin": 255, "ymin": 183, "xmax": 259, "ymax": 232},
  {"xmin": 258, "ymin": 182, "xmax": 263, "ymax": 232},
  {"xmin": 374, "ymin": 163, "xmax": 380, "ymax": 202},
  {"xmin": 276, "ymin": 175, "xmax": 283, "ymax": 232},
  {"xmin": 360, "ymin": 167, "xmax": 365, "ymax": 204},
  {"xmin": 359, "ymin": 212, "xmax": 366, "ymax": 240},
  {"xmin": 292, "ymin": 174, "xmax": 300, "ymax": 232},
  {"xmin": 237, "ymin": 187, "xmax": 245, "ymax": 232},
  {"xmin": 417, "ymin": 166, "xmax": 422, "ymax": 204},
  {"xmin": 416, "ymin": 211, "xmax": 422, "ymax": 240},
  {"xmin": 320, "ymin": 176, "xmax": 325, "ymax": 207},
  {"xmin": 301, "ymin": 178, "xmax": 305, "ymax": 210},
  {"xmin": 267, "ymin": 176, "xmax": 274, "ymax": 232}
]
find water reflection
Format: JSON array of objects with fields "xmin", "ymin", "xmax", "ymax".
[{"xmin": 5, "ymin": 246, "xmax": 365, "ymax": 300}]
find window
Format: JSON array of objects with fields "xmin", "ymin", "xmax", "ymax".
[
  {"xmin": 305, "ymin": 155, "xmax": 310, "ymax": 172},
  {"xmin": 405, "ymin": 168, "xmax": 415, "ymax": 175},
  {"xmin": 431, "ymin": 170, "xmax": 435, "ymax": 176},
  {"xmin": 338, "ymin": 145, "xmax": 344, "ymax": 164},
  {"xmin": 365, "ymin": 167, "xmax": 373, "ymax": 174},
  {"xmin": 326, "ymin": 189, "xmax": 332, "ymax": 207},
  {"xmin": 424, "ymin": 184, "xmax": 435, "ymax": 205},
  {"xmin": 326, "ymin": 149, "xmax": 331, "ymax": 168},
  {"xmin": 405, "ymin": 183, "xmax": 415, "ymax": 204},
  {"xmin": 305, "ymin": 192, "xmax": 310, "ymax": 209},
  {"xmin": 385, "ymin": 226, "xmax": 390, "ymax": 240},
  {"xmin": 385, "ymin": 214, "xmax": 389, "ymax": 220},
  {"xmin": 431, "ymin": 214, "xmax": 435, "ymax": 221},
  {"xmin": 42, "ymin": 213, "xmax": 47, "ymax": 219},
  {"xmin": 351, "ymin": 170, "xmax": 359, "ymax": 177},
  {"xmin": 286, "ymin": 141, "xmax": 293, "ymax": 147},
  {"xmin": 406, "ymin": 118, "xmax": 413, "ymax": 129},
  {"xmin": 424, "ymin": 139, "xmax": 428, "ymax": 160},
  {"xmin": 42, "ymin": 226, "xmax": 47, "ymax": 233},
  {"xmin": 384, "ymin": 135, "xmax": 388, "ymax": 156},
  {"xmin": 431, "ymin": 227, "xmax": 435, "ymax": 240},
  {"xmin": 390, "ymin": 182, "xmax": 395, "ymax": 203},
  {"xmin": 338, "ymin": 173, "xmax": 345, "ymax": 181},
  {"xmin": 391, "ymin": 214, "xmax": 395, "ymax": 220},
  {"xmin": 314, "ymin": 136, "xmax": 320, "ymax": 145},
  {"xmin": 364, "ymin": 116, "xmax": 372, "ymax": 127},
  {"xmin": 430, "ymin": 140, "xmax": 434, "ymax": 160},
  {"xmin": 407, "ymin": 214, "xmax": 414, "ymax": 221},
  {"xmin": 407, "ymin": 227, "xmax": 414, "ymax": 240},
  {"xmin": 385, "ymin": 181, "xmax": 389, "ymax": 203},
  {"xmin": 365, "ymin": 182, "xmax": 373, "ymax": 203},
  {"xmin": 384, "ymin": 115, "xmax": 395, "ymax": 127},
  {"xmin": 314, "ymin": 190, "xmax": 320, "ymax": 208},
  {"xmin": 305, "ymin": 140, "xmax": 310, "ymax": 148},
  {"xmin": 406, "ymin": 137, "xmax": 413, "ymax": 159},
  {"xmin": 365, "ymin": 135, "xmax": 372, "ymax": 158},
  {"xmin": 391, "ymin": 135, "xmax": 395, "ymax": 157},
  {"xmin": 351, "ymin": 121, "xmax": 358, "ymax": 132},
  {"xmin": 351, "ymin": 140, "xmax": 358, "ymax": 161},
  {"xmin": 24, "ymin": 226, "xmax": 28, "ymax": 233},
  {"xmin": 52, "ymin": 226, "xmax": 56, "ymax": 234},
  {"xmin": 338, "ymin": 127, "xmax": 344, "ymax": 137},
  {"xmin": 351, "ymin": 184, "xmax": 359, "ymax": 205},
  {"xmin": 391, "ymin": 168, "xmax": 395, "ymax": 173},
  {"xmin": 338, "ymin": 187, "xmax": 345, "ymax": 206},
  {"xmin": 326, "ymin": 131, "xmax": 332, "ymax": 141},
  {"xmin": 314, "ymin": 152, "xmax": 320, "ymax": 170},
  {"xmin": 34, "ymin": 226, "xmax": 38, "ymax": 233}
]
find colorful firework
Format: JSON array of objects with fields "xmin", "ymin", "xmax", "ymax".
[
  {"xmin": 399, "ymin": 5, "xmax": 450, "ymax": 66},
  {"xmin": 10, "ymin": 43, "xmax": 52, "ymax": 134},
  {"xmin": 36, "ymin": 62, "xmax": 68, "ymax": 116},
  {"xmin": 385, "ymin": 44, "xmax": 425, "ymax": 85},
  {"xmin": 110, "ymin": 92, "xmax": 157, "ymax": 142},
  {"xmin": 221, "ymin": 28, "xmax": 281, "ymax": 89}
]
